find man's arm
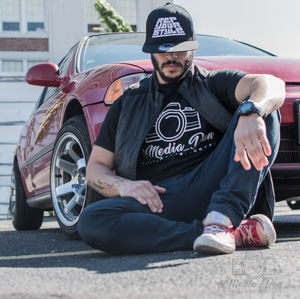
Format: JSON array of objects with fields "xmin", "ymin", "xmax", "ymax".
[
  {"xmin": 235, "ymin": 74, "xmax": 285, "ymax": 112},
  {"xmin": 86, "ymin": 145, "xmax": 166, "ymax": 213},
  {"xmin": 233, "ymin": 74, "xmax": 285, "ymax": 171}
]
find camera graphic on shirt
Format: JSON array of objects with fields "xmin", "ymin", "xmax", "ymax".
[
  {"xmin": 232, "ymin": 253, "xmax": 277, "ymax": 279},
  {"xmin": 145, "ymin": 102, "xmax": 201, "ymax": 143}
]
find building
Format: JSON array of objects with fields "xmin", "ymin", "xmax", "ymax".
[
  {"xmin": 0, "ymin": 0, "xmax": 168, "ymax": 72},
  {"xmin": 0, "ymin": 0, "xmax": 169, "ymax": 217}
]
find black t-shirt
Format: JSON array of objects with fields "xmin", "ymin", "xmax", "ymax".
[
  {"xmin": 95, "ymin": 68, "xmax": 246, "ymax": 183},
  {"xmin": 136, "ymin": 81, "xmax": 223, "ymax": 182}
]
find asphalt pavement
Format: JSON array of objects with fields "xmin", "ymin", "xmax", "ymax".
[{"xmin": 0, "ymin": 202, "xmax": 300, "ymax": 299}]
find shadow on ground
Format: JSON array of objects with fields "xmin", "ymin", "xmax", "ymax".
[{"xmin": 0, "ymin": 215, "xmax": 300, "ymax": 274}]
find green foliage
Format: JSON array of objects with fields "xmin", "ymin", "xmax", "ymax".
[{"xmin": 94, "ymin": 0, "xmax": 133, "ymax": 32}]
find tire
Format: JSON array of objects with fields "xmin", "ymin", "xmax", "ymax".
[
  {"xmin": 9, "ymin": 160, "xmax": 44, "ymax": 230},
  {"xmin": 50, "ymin": 115, "xmax": 93, "ymax": 237},
  {"xmin": 287, "ymin": 198, "xmax": 300, "ymax": 210}
]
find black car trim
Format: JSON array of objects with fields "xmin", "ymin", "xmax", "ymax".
[
  {"xmin": 271, "ymin": 164, "xmax": 300, "ymax": 178},
  {"xmin": 20, "ymin": 142, "xmax": 55, "ymax": 169},
  {"xmin": 26, "ymin": 192, "xmax": 52, "ymax": 209},
  {"xmin": 295, "ymin": 99, "xmax": 300, "ymax": 145}
]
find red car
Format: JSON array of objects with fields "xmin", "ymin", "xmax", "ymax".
[{"xmin": 9, "ymin": 33, "xmax": 300, "ymax": 236}]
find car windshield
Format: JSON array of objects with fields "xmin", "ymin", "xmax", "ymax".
[{"xmin": 79, "ymin": 33, "xmax": 273, "ymax": 72}]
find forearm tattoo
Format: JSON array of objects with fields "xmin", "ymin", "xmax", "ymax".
[{"xmin": 87, "ymin": 173, "xmax": 126, "ymax": 197}]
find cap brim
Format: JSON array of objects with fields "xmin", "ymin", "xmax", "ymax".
[{"xmin": 142, "ymin": 40, "xmax": 198, "ymax": 53}]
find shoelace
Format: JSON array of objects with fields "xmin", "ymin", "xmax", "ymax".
[
  {"xmin": 239, "ymin": 224, "xmax": 254, "ymax": 245},
  {"xmin": 204, "ymin": 224, "xmax": 227, "ymax": 235}
]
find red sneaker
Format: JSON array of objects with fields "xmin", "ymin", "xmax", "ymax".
[{"xmin": 235, "ymin": 214, "xmax": 277, "ymax": 247}]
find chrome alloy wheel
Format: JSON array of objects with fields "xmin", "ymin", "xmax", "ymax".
[{"xmin": 51, "ymin": 132, "xmax": 87, "ymax": 227}]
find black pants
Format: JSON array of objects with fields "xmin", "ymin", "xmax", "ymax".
[{"xmin": 78, "ymin": 110, "xmax": 280, "ymax": 254}]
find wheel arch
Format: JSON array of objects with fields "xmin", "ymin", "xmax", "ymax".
[
  {"xmin": 62, "ymin": 99, "xmax": 93, "ymax": 146},
  {"xmin": 63, "ymin": 99, "xmax": 84, "ymax": 123}
]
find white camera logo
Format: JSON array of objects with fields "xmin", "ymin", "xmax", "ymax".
[{"xmin": 146, "ymin": 102, "xmax": 201, "ymax": 143}]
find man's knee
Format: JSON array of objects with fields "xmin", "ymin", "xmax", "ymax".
[
  {"xmin": 78, "ymin": 202, "xmax": 115, "ymax": 251},
  {"xmin": 77, "ymin": 198, "xmax": 144, "ymax": 253}
]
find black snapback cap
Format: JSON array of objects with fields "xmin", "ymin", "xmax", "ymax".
[{"xmin": 142, "ymin": 3, "xmax": 198, "ymax": 53}]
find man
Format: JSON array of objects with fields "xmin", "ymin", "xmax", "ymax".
[{"xmin": 78, "ymin": 3, "xmax": 285, "ymax": 255}]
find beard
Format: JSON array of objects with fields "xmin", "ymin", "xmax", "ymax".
[{"xmin": 151, "ymin": 52, "xmax": 193, "ymax": 84}]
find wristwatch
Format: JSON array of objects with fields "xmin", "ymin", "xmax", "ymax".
[{"xmin": 238, "ymin": 101, "xmax": 266, "ymax": 118}]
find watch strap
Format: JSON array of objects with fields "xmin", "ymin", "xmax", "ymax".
[{"xmin": 238, "ymin": 100, "xmax": 266, "ymax": 118}]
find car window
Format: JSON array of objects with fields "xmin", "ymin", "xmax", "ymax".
[
  {"xmin": 79, "ymin": 33, "xmax": 273, "ymax": 72},
  {"xmin": 79, "ymin": 34, "xmax": 149, "ymax": 71},
  {"xmin": 37, "ymin": 86, "xmax": 58, "ymax": 107},
  {"xmin": 196, "ymin": 35, "xmax": 273, "ymax": 57},
  {"xmin": 59, "ymin": 44, "xmax": 77, "ymax": 77}
]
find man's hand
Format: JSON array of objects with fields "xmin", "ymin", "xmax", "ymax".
[
  {"xmin": 118, "ymin": 180, "xmax": 166, "ymax": 213},
  {"xmin": 234, "ymin": 114, "xmax": 272, "ymax": 171}
]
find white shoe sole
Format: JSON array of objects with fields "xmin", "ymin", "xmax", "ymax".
[
  {"xmin": 193, "ymin": 235, "xmax": 235, "ymax": 254},
  {"xmin": 250, "ymin": 214, "xmax": 277, "ymax": 246}
]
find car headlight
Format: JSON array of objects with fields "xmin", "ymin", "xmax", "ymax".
[{"xmin": 104, "ymin": 73, "xmax": 147, "ymax": 105}]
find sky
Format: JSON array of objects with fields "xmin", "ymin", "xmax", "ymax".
[{"xmin": 174, "ymin": 0, "xmax": 300, "ymax": 58}]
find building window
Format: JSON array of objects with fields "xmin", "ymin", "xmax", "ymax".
[
  {"xmin": 86, "ymin": 0, "xmax": 103, "ymax": 33},
  {"xmin": 0, "ymin": 0, "xmax": 45, "ymax": 33},
  {"xmin": 0, "ymin": 59, "xmax": 47, "ymax": 73},
  {"xmin": 2, "ymin": 60, "xmax": 23, "ymax": 72},
  {"xmin": 26, "ymin": 0, "xmax": 45, "ymax": 32},
  {"xmin": 85, "ymin": 0, "xmax": 137, "ymax": 33},
  {"xmin": 1, "ymin": 0, "xmax": 21, "ymax": 32}
]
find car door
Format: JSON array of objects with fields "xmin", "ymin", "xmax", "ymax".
[{"xmin": 22, "ymin": 47, "xmax": 76, "ymax": 197}]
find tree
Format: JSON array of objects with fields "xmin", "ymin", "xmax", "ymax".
[{"xmin": 94, "ymin": 0, "xmax": 133, "ymax": 32}]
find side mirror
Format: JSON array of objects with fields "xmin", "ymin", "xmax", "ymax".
[{"xmin": 25, "ymin": 62, "xmax": 64, "ymax": 87}]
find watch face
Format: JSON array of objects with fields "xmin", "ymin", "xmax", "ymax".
[
  {"xmin": 240, "ymin": 102, "xmax": 252, "ymax": 113},
  {"xmin": 239, "ymin": 101, "xmax": 264, "ymax": 117}
]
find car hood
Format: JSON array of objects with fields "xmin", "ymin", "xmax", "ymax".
[
  {"xmin": 134, "ymin": 56, "xmax": 300, "ymax": 83},
  {"xmin": 194, "ymin": 56, "xmax": 300, "ymax": 83}
]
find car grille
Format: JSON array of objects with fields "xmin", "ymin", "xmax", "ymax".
[{"xmin": 275, "ymin": 124, "xmax": 300, "ymax": 163}]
